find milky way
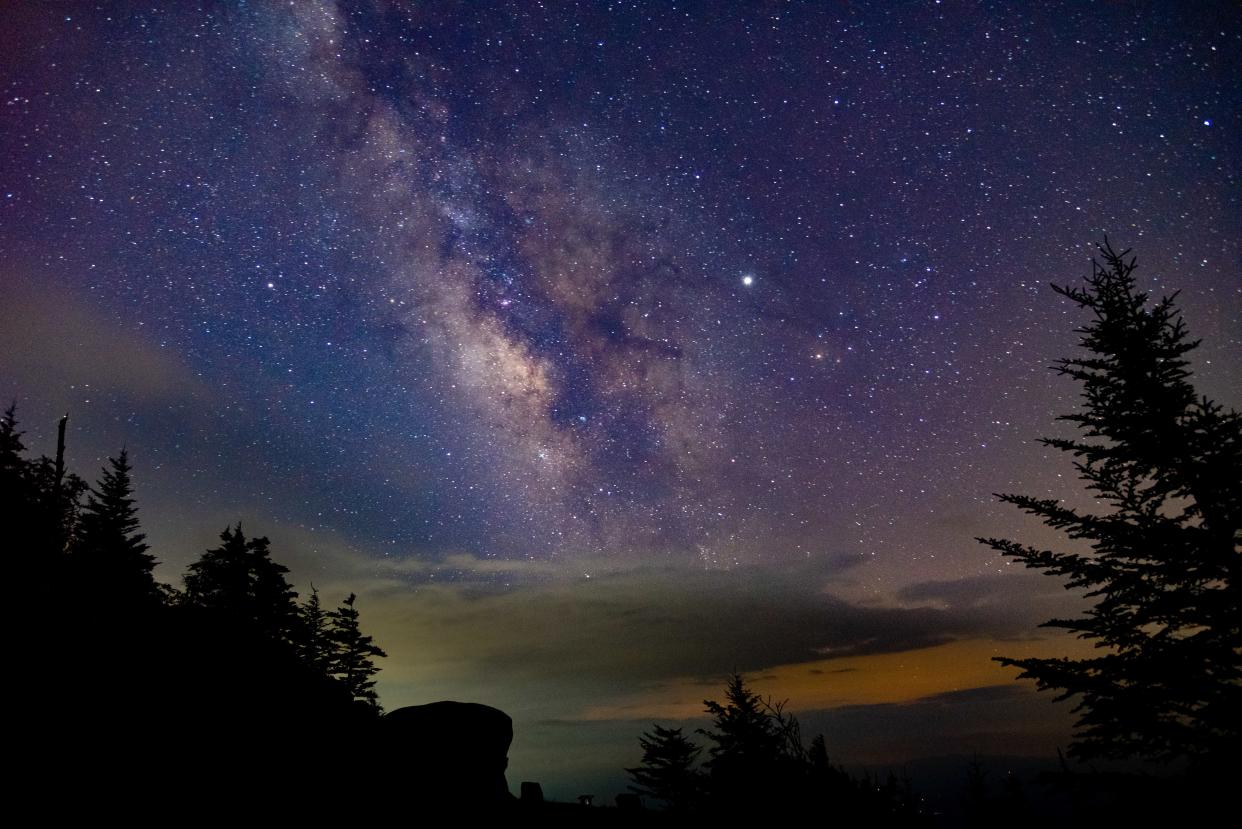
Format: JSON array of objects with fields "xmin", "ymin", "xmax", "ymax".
[{"xmin": 3, "ymin": 1, "xmax": 1239, "ymax": 578}]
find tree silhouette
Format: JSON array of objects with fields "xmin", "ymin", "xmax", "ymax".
[
  {"xmin": 0, "ymin": 404, "xmax": 27, "ymax": 502},
  {"xmin": 296, "ymin": 584, "xmax": 334, "ymax": 677},
  {"xmin": 5, "ymin": 404, "xmax": 395, "ymax": 813},
  {"xmin": 700, "ymin": 673, "xmax": 778, "ymax": 773},
  {"xmin": 183, "ymin": 524, "xmax": 299, "ymax": 639},
  {"xmin": 698, "ymin": 673, "xmax": 807, "ymax": 811},
  {"xmin": 1, "ymin": 404, "xmax": 39, "ymax": 575},
  {"xmin": 28, "ymin": 453, "xmax": 88, "ymax": 557},
  {"xmin": 5, "ymin": 411, "xmax": 90, "ymax": 567},
  {"xmin": 980, "ymin": 241, "xmax": 1241, "ymax": 769},
  {"xmin": 72, "ymin": 449, "xmax": 160, "ymax": 608},
  {"xmin": 327, "ymin": 592, "xmax": 387, "ymax": 710},
  {"xmin": 626, "ymin": 724, "xmax": 703, "ymax": 811}
]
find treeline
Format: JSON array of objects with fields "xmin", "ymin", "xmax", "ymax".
[
  {"xmin": 626, "ymin": 674, "xmax": 927, "ymax": 823},
  {"xmin": 4, "ymin": 405, "xmax": 386, "ymax": 812}
]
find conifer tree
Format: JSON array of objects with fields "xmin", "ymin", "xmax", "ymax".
[
  {"xmin": 73, "ymin": 449, "xmax": 159, "ymax": 607},
  {"xmin": 980, "ymin": 241, "xmax": 1241, "ymax": 768},
  {"xmin": 327, "ymin": 592, "xmax": 386, "ymax": 711},
  {"xmin": 700, "ymin": 674, "xmax": 782, "ymax": 768},
  {"xmin": 0, "ymin": 404, "xmax": 27, "ymax": 503},
  {"xmin": 1, "ymin": 405, "xmax": 37, "ymax": 564},
  {"xmin": 183, "ymin": 524, "xmax": 299, "ymax": 639},
  {"xmin": 698, "ymin": 673, "xmax": 794, "ymax": 808},
  {"xmin": 1, "ymin": 405, "xmax": 46, "ymax": 596},
  {"xmin": 6, "ymin": 412, "xmax": 89, "ymax": 564},
  {"xmin": 626, "ymin": 725, "xmax": 703, "ymax": 811},
  {"xmin": 295, "ymin": 585, "xmax": 334, "ymax": 678},
  {"xmin": 27, "ymin": 454, "xmax": 88, "ymax": 558}
]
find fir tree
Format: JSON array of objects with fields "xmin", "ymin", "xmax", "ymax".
[
  {"xmin": 27, "ymin": 455, "xmax": 88, "ymax": 556},
  {"xmin": 327, "ymin": 592, "xmax": 387, "ymax": 711},
  {"xmin": 183, "ymin": 524, "xmax": 299, "ymax": 639},
  {"xmin": 700, "ymin": 674, "xmax": 783, "ymax": 770},
  {"xmin": 7, "ymin": 412, "xmax": 89, "ymax": 564},
  {"xmin": 1, "ymin": 404, "xmax": 37, "ymax": 567},
  {"xmin": 0, "ymin": 403, "xmax": 27, "ymax": 502},
  {"xmin": 626, "ymin": 725, "xmax": 703, "ymax": 811},
  {"xmin": 295, "ymin": 585, "xmax": 334, "ymax": 677},
  {"xmin": 698, "ymin": 673, "xmax": 799, "ymax": 810},
  {"xmin": 980, "ymin": 241, "xmax": 1242, "ymax": 768},
  {"xmin": 72, "ymin": 449, "xmax": 159, "ymax": 607}
]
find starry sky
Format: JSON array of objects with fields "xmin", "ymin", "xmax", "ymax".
[{"xmin": 2, "ymin": 0, "xmax": 1240, "ymax": 799}]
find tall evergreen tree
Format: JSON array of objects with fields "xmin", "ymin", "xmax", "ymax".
[
  {"xmin": 626, "ymin": 725, "xmax": 703, "ymax": 811},
  {"xmin": 27, "ymin": 455, "xmax": 87, "ymax": 557},
  {"xmin": 980, "ymin": 241, "xmax": 1242, "ymax": 768},
  {"xmin": 183, "ymin": 524, "xmax": 299, "ymax": 639},
  {"xmin": 698, "ymin": 673, "xmax": 796, "ymax": 810},
  {"xmin": 72, "ymin": 449, "xmax": 159, "ymax": 607},
  {"xmin": 295, "ymin": 585, "xmax": 334, "ymax": 678},
  {"xmin": 1, "ymin": 405, "xmax": 37, "ymax": 570},
  {"xmin": 700, "ymin": 674, "xmax": 783, "ymax": 770},
  {"xmin": 327, "ymin": 592, "xmax": 386, "ymax": 711},
  {"xmin": 6, "ymin": 412, "xmax": 89, "ymax": 565},
  {"xmin": 0, "ymin": 403, "xmax": 27, "ymax": 502}
]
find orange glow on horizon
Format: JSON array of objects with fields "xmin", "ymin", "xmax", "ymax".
[{"xmin": 577, "ymin": 634, "xmax": 1094, "ymax": 722}]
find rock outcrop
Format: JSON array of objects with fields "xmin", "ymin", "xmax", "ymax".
[{"xmin": 377, "ymin": 701, "xmax": 514, "ymax": 806}]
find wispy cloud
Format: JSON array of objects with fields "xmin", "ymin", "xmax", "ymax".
[{"xmin": 0, "ymin": 268, "xmax": 213, "ymax": 409}]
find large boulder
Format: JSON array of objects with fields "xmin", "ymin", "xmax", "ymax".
[{"xmin": 377, "ymin": 701, "xmax": 513, "ymax": 806}]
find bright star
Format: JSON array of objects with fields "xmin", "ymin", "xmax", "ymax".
[{"xmin": 742, "ymin": 275, "xmax": 754, "ymax": 286}]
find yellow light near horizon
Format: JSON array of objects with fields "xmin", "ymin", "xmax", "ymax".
[{"xmin": 576, "ymin": 634, "xmax": 1094, "ymax": 722}]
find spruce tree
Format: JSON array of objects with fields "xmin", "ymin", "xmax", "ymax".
[
  {"xmin": 700, "ymin": 674, "xmax": 782, "ymax": 766},
  {"xmin": 980, "ymin": 241, "xmax": 1241, "ymax": 768},
  {"xmin": 626, "ymin": 725, "xmax": 703, "ymax": 811},
  {"xmin": 2, "ymin": 408, "xmax": 88, "ymax": 563},
  {"xmin": 327, "ymin": 592, "xmax": 386, "ymax": 711},
  {"xmin": 183, "ymin": 524, "xmax": 299, "ymax": 639},
  {"xmin": 5, "ymin": 413, "xmax": 89, "ymax": 565},
  {"xmin": 0, "ymin": 404, "xmax": 27, "ymax": 503},
  {"xmin": 27, "ymin": 455, "xmax": 87, "ymax": 557},
  {"xmin": 1, "ymin": 405, "xmax": 37, "ymax": 569},
  {"xmin": 698, "ymin": 673, "xmax": 792, "ymax": 809},
  {"xmin": 295, "ymin": 585, "xmax": 334, "ymax": 678},
  {"xmin": 73, "ymin": 450, "xmax": 159, "ymax": 607}
]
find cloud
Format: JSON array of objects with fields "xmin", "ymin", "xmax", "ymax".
[
  {"xmin": 894, "ymin": 571, "xmax": 1088, "ymax": 631},
  {"xmin": 897, "ymin": 572, "xmax": 1058, "ymax": 607},
  {"xmin": 331, "ymin": 551, "xmax": 1073, "ymax": 716},
  {"xmin": 0, "ymin": 269, "xmax": 212, "ymax": 409}
]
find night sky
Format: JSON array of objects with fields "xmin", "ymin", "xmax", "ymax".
[{"xmin": 2, "ymin": 1, "xmax": 1239, "ymax": 799}]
